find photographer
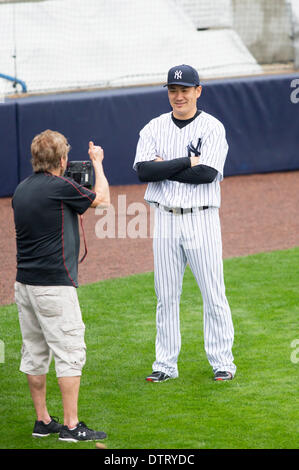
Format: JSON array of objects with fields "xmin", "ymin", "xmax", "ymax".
[{"xmin": 12, "ymin": 129, "xmax": 110, "ymax": 442}]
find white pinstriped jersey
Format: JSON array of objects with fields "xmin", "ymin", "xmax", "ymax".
[{"xmin": 134, "ymin": 111, "xmax": 229, "ymax": 208}]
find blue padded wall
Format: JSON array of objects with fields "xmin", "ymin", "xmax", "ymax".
[
  {"xmin": 1, "ymin": 73, "xmax": 298, "ymax": 197},
  {"xmin": 15, "ymin": 87, "xmax": 170, "ymax": 187},
  {"xmin": 199, "ymin": 74, "xmax": 299, "ymax": 176},
  {"xmin": 0, "ymin": 100, "xmax": 19, "ymax": 197}
]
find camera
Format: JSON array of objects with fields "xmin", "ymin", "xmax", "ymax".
[{"xmin": 65, "ymin": 161, "xmax": 93, "ymax": 189}]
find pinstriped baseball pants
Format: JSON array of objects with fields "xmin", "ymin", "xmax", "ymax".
[{"xmin": 152, "ymin": 206, "xmax": 236, "ymax": 378}]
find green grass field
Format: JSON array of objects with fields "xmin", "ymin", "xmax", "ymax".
[{"xmin": 0, "ymin": 248, "xmax": 298, "ymax": 450}]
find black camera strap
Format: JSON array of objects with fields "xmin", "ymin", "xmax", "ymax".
[{"xmin": 79, "ymin": 215, "xmax": 88, "ymax": 263}]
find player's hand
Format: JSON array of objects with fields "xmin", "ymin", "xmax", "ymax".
[
  {"xmin": 190, "ymin": 155, "xmax": 200, "ymax": 167},
  {"xmin": 88, "ymin": 141, "xmax": 104, "ymax": 164}
]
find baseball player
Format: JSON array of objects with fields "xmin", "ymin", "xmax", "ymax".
[{"xmin": 133, "ymin": 64, "xmax": 236, "ymax": 382}]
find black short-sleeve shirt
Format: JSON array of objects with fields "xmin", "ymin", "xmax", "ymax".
[{"xmin": 12, "ymin": 172, "xmax": 96, "ymax": 287}]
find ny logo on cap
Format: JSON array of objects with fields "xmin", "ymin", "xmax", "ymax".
[{"xmin": 174, "ymin": 70, "xmax": 182, "ymax": 80}]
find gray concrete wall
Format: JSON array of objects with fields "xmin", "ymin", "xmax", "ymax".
[
  {"xmin": 176, "ymin": 0, "xmax": 233, "ymax": 29},
  {"xmin": 0, "ymin": 1, "xmax": 45, "ymax": 3},
  {"xmin": 289, "ymin": 0, "xmax": 299, "ymax": 68},
  {"xmin": 2, "ymin": 0, "xmax": 296, "ymax": 66},
  {"xmin": 232, "ymin": 0, "xmax": 294, "ymax": 63}
]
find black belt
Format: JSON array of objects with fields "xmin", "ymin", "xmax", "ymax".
[{"xmin": 155, "ymin": 203, "xmax": 209, "ymax": 215}]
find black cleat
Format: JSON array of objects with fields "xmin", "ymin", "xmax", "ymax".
[
  {"xmin": 32, "ymin": 416, "xmax": 63, "ymax": 437},
  {"xmin": 214, "ymin": 371, "xmax": 233, "ymax": 381},
  {"xmin": 59, "ymin": 421, "xmax": 107, "ymax": 442},
  {"xmin": 146, "ymin": 371, "xmax": 170, "ymax": 382}
]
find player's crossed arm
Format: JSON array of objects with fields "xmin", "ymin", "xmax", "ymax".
[
  {"xmin": 168, "ymin": 163, "xmax": 217, "ymax": 184},
  {"xmin": 136, "ymin": 156, "xmax": 191, "ymax": 182},
  {"xmin": 136, "ymin": 156, "xmax": 217, "ymax": 185}
]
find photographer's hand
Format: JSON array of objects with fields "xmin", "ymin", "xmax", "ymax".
[
  {"xmin": 88, "ymin": 141, "xmax": 104, "ymax": 163},
  {"xmin": 88, "ymin": 141, "xmax": 110, "ymax": 207}
]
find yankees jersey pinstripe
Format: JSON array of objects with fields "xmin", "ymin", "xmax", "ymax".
[{"xmin": 133, "ymin": 111, "xmax": 228, "ymax": 208}]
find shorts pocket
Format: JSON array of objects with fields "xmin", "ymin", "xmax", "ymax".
[
  {"xmin": 60, "ymin": 321, "xmax": 86, "ymax": 370},
  {"xmin": 31, "ymin": 287, "xmax": 63, "ymax": 317},
  {"xmin": 14, "ymin": 282, "xmax": 28, "ymax": 309},
  {"xmin": 61, "ymin": 321, "xmax": 85, "ymax": 342}
]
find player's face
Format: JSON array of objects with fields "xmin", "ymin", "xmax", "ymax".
[{"xmin": 168, "ymin": 85, "xmax": 202, "ymax": 119}]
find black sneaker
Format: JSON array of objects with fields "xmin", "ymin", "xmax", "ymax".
[
  {"xmin": 214, "ymin": 371, "xmax": 233, "ymax": 381},
  {"xmin": 59, "ymin": 421, "xmax": 107, "ymax": 442},
  {"xmin": 32, "ymin": 416, "xmax": 63, "ymax": 437},
  {"xmin": 146, "ymin": 371, "xmax": 170, "ymax": 382}
]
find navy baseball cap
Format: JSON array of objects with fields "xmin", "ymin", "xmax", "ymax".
[{"xmin": 164, "ymin": 64, "xmax": 200, "ymax": 87}]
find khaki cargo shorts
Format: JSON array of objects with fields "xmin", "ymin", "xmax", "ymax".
[{"xmin": 14, "ymin": 282, "xmax": 86, "ymax": 377}]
